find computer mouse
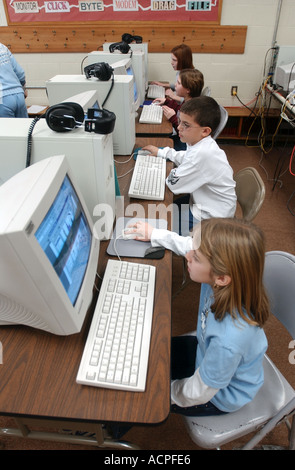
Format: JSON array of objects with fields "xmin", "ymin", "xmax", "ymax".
[
  {"xmin": 144, "ymin": 246, "xmax": 165, "ymax": 259},
  {"xmin": 138, "ymin": 149, "xmax": 151, "ymax": 156},
  {"xmin": 122, "ymin": 228, "xmax": 138, "ymax": 240}
]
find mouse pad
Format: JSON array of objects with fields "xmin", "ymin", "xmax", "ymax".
[{"xmin": 106, "ymin": 217, "xmax": 168, "ymax": 258}]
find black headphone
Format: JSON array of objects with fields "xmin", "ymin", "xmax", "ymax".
[
  {"xmin": 109, "ymin": 41, "xmax": 131, "ymax": 54},
  {"xmin": 85, "ymin": 108, "xmax": 116, "ymax": 135},
  {"xmin": 45, "ymin": 102, "xmax": 84, "ymax": 132},
  {"xmin": 84, "ymin": 62, "xmax": 114, "ymax": 80},
  {"xmin": 121, "ymin": 33, "xmax": 143, "ymax": 44}
]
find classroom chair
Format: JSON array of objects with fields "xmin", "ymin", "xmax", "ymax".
[
  {"xmin": 201, "ymin": 86, "xmax": 211, "ymax": 96},
  {"xmin": 234, "ymin": 166, "xmax": 265, "ymax": 221},
  {"xmin": 211, "ymin": 105, "xmax": 228, "ymax": 139},
  {"xmin": 182, "ymin": 250, "xmax": 295, "ymax": 450}
]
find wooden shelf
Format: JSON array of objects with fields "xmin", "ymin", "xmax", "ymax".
[{"xmin": 219, "ymin": 107, "xmax": 283, "ymax": 141}]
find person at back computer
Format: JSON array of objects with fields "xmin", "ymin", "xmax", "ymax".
[
  {"xmin": 140, "ymin": 96, "xmax": 237, "ymax": 236},
  {"xmin": 153, "ymin": 68, "xmax": 204, "ymax": 150},
  {"xmin": 151, "ymin": 44, "xmax": 194, "ymax": 102}
]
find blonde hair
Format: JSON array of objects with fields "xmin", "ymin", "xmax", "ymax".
[{"xmin": 194, "ymin": 218, "xmax": 270, "ymax": 327}]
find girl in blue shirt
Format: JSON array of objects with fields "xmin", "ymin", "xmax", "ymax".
[{"xmin": 170, "ymin": 217, "xmax": 270, "ymax": 416}]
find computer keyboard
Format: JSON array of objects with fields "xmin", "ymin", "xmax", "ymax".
[
  {"xmin": 76, "ymin": 259, "xmax": 156, "ymax": 392},
  {"xmin": 147, "ymin": 84, "xmax": 165, "ymax": 99},
  {"xmin": 139, "ymin": 105, "xmax": 163, "ymax": 124},
  {"xmin": 128, "ymin": 154, "xmax": 166, "ymax": 201}
]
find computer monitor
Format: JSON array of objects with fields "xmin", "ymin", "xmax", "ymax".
[
  {"xmin": 62, "ymin": 89, "xmax": 100, "ymax": 114},
  {"xmin": 0, "ymin": 117, "xmax": 116, "ymax": 240},
  {"xmin": 111, "ymin": 57, "xmax": 140, "ymax": 112},
  {"xmin": 272, "ymin": 45, "xmax": 295, "ymax": 90},
  {"xmin": 86, "ymin": 50, "xmax": 146, "ymax": 105},
  {"xmin": 0, "ymin": 155, "xmax": 100, "ymax": 335},
  {"xmin": 275, "ymin": 62, "xmax": 295, "ymax": 92},
  {"xmin": 103, "ymin": 42, "xmax": 149, "ymax": 90},
  {"xmin": 46, "ymin": 74, "xmax": 135, "ymax": 155}
]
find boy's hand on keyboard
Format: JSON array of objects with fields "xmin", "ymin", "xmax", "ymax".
[
  {"xmin": 142, "ymin": 145, "xmax": 159, "ymax": 156},
  {"xmin": 127, "ymin": 221, "xmax": 154, "ymax": 241}
]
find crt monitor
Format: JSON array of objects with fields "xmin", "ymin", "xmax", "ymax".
[
  {"xmin": 46, "ymin": 74, "xmax": 136, "ymax": 155},
  {"xmin": 62, "ymin": 89, "xmax": 101, "ymax": 114},
  {"xmin": 86, "ymin": 50, "xmax": 145, "ymax": 106},
  {"xmin": 111, "ymin": 57, "xmax": 140, "ymax": 111},
  {"xmin": 0, "ymin": 155, "xmax": 100, "ymax": 336},
  {"xmin": 103, "ymin": 42, "xmax": 149, "ymax": 90}
]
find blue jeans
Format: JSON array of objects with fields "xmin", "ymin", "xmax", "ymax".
[{"xmin": 0, "ymin": 93, "xmax": 28, "ymax": 118}]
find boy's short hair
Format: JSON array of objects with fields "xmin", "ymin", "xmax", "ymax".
[
  {"xmin": 181, "ymin": 96, "xmax": 221, "ymax": 135},
  {"xmin": 179, "ymin": 69, "xmax": 204, "ymax": 98}
]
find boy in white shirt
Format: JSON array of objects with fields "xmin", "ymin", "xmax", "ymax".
[{"xmin": 142, "ymin": 96, "xmax": 237, "ymax": 235}]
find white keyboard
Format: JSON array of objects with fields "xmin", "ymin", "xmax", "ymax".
[
  {"xmin": 147, "ymin": 84, "xmax": 165, "ymax": 99},
  {"xmin": 128, "ymin": 154, "xmax": 166, "ymax": 201},
  {"xmin": 139, "ymin": 105, "xmax": 163, "ymax": 124},
  {"xmin": 76, "ymin": 259, "xmax": 156, "ymax": 392}
]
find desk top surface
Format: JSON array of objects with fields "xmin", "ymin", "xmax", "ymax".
[
  {"xmin": 0, "ymin": 137, "xmax": 173, "ymax": 425},
  {"xmin": 136, "ymin": 107, "xmax": 173, "ymax": 137}
]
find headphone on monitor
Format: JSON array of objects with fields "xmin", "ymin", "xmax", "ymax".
[
  {"xmin": 45, "ymin": 102, "xmax": 85, "ymax": 132},
  {"xmin": 85, "ymin": 108, "xmax": 116, "ymax": 135},
  {"xmin": 108, "ymin": 33, "xmax": 143, "ymax": 54},
  {"xmin": 109, "ymin": 41, "xmax": 131, "ymax": 54},
  {"xmin": 84, "ymin": 62, "xmax": 114, "ymax": 80},
  {"xmin": 121, "ymin": 33, "xmax": 143, "ymax": 44},
  {"xmin": 45, "ymin": 102, "xmax": 116, "ymax": 135}
]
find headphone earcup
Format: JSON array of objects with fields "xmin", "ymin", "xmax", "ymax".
[
  {"xmin": 121, "ymin": 33, "xmax": 143, "ymax": 44},
  {"xmin": 109, "ymin": 41, "xmax": 131, "ymax": 54},
  {"xmin": 84, "ymin": 62, "xmax": 113, "ymax": 80},
  {"xmin": 46, "ymin": 103, "xmax": 84, "ymax": 132}
]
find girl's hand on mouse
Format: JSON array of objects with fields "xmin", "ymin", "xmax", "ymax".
[{"xmin": 127, "ymin": 221, "xmax": 154, "ymax": 241}]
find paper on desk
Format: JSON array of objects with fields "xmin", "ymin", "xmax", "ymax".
[{"xmin": 27, "ymin": 105, "xmax": 47, "ymax": 113}]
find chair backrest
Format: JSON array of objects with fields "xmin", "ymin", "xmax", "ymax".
[
  {"xmin": 233, "ymin": 167, "xmax": 265, "ymax": 221},
  {"xmin": 264, "ymin": 251, "xmax": 295, "ymax": 339},
  {"xmin": 211, "ymin": 105, "xmax": 228, "ymax": 139},
  {"xmin": 201, "ymin": 86, "xmax": 211, "ymax": 96}
]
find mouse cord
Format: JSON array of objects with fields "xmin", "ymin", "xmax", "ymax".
[{"xmin": 113, "ymin": 234, "xmax": 124, "ymax": 261}]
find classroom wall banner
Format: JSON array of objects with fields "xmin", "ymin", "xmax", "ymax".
[{"xmin": 5, "ymin": 0, "xmax": 222, "ymax": 22}]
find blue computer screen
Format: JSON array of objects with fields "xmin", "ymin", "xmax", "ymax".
[
  {"xmin": 35, "ymin": 175, "xmax": 92, "ymax": 305},
  {"xmin": 127, "ymin": 66, "xmax": 138, "ymax": 101}
]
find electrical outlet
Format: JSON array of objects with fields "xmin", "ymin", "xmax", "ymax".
[{"xmin": 231, "ymin": 86, "xmax": 238, "ymax": 96}]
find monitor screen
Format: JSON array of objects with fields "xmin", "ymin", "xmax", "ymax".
[
  {"xmin": 35, "ymin": 175, "xmax": 91, "ymax": 306},
  {"xmin": 127, "ymin": 65, "xmax": 138, "ymax": 102}
]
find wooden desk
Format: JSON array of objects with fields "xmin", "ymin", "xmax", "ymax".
[
  {"xmin": 0, "ymin": 137, "xmax": 173, "ymax": 449},
  {"xmin": 136, "ymin": 107, "xmax": 173, "ymax": 137}
]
